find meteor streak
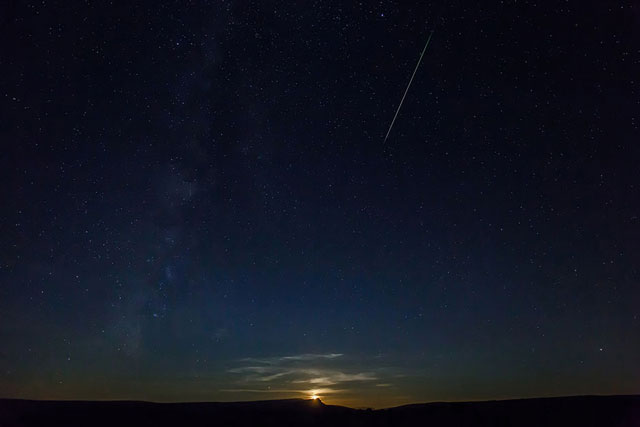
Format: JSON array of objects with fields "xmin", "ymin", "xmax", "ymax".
[{"xmin": 383, "ymin": 29, "xmax": 435, "ymax": 143}]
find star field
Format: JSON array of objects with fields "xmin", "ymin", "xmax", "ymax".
[{"xmin": 0, "ymin": 0, "xmax": 639, "ymax": 408}]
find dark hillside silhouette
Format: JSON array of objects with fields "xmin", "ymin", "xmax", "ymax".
[{"xmin": 1, "ymin": 395, "xmax": 639, "ymax": 427}]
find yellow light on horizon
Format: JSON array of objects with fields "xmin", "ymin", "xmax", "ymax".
[{"xmin": 311, "ymin": 395, "xmax": 319, "ymax": 400}]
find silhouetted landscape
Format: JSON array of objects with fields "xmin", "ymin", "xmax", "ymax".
[
  {"xmin": 2, "ymin": 0, "xmax": 639, "ymax": 423},
  {"xmin": 1, "ymin": 395, "xmax": 639, "ymax": 426}
]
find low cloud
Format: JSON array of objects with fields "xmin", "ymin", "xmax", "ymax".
[
  {"xmin": 221, "ymin": 387, "xmax": 344, "ymax": 395},
  {"xmin": 227, "ymin": 353, "xmax": 382, "ymax": 397},
  {"xmin": 280, "ymin": 353, "xmax": 344, "ymax": 361},
  {"xmin": 292, "ymin": 372, "xmax": 377, "ymax": 386},
  {"xmin": 238, "ymin": 353, "xmax": 343, "ymax": 364}
]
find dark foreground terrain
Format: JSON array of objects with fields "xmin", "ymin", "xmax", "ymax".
[{"xmin": 1, "ymin": 395, "xmax": 639, "ymax": 426}]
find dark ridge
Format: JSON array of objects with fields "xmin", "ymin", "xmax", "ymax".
[
  {"xmin": 1, "ymin": 395, "xmax": 639, "ymax": 426},
  {"xmin": 388, "ymin": 394, "xmax": 640, "ymax": 410}
]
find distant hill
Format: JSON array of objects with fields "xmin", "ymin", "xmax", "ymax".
[{"xmin": 1, "ymin": 395, "xmax": 639, "ymax": 426}]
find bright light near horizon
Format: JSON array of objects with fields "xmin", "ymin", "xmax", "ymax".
[{"xmin": 311, "ymin": 395, "xmax": 319, "ymax": 400}]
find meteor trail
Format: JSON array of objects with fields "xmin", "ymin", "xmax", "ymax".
[{"xmin": 383, "ymin": 30, "xmax": 435, "ymax": 143}]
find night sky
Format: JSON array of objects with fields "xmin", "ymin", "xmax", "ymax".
[{"xmin": 1, "ymin": 0, "xmax": 639, "ymax": 409}]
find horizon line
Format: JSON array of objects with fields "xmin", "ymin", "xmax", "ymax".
[{"xmin": 1, "ymin": 393, "xmax": 638, "ymax": 411}]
